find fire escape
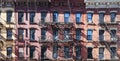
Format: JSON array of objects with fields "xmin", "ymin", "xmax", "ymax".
[
  {"xmin": 98, "ymin": 13, "xmax": 119, "ymax": 60},
  {"xmin": 39, "ymin": 0, "xmax": 75, "ymax": 60}
]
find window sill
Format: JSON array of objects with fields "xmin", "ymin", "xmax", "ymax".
[
  {"xmin": 30, "ymin": 22, "xmax": 37, "ymax": 25},
  {"xmin": 6, "ymin": 22, "xmax": 14, "ymax": 24},
  {"xmin": 76, "ymin": 22, "xmax": 83, "ymax": 24},
  {"xmin": 6, "ymin": 39, "xmax": 13, "ymax": 41},
  {"xmin": 87, "ymin": 59, "xmax": 94, "ymax": 61},
  {"xmin": 87, "ymin": 23, "xmax": 95, "ymax": 25},
  {"xmin": 18, "ymin": 22, "xmax": 26, "ymax": 24}
]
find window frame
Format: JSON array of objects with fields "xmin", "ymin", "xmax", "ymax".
[
  {"xmin": 29, "ymin": 12, "xmax": 35, "ymax": 23},
  {"xmin": 18, "ymin": 12, "xmax": 24, "ymax": 24},
  {"xmin": 18, "ymin": 28, "xmax": 24, "ymax": 40},
  {"xmin": 87, "ymin": 29, "xmax": 93, "ymax": 41},
  {"xmin": 6, "ymin": 11, "xmax": 12, "ymax": 23},
  {"xmin": 87, "ymin": 47, "xmax": 93, "ymax": 59},
  {"xmin": 18, "ymin": 47, "xmax": 24, "ymax": 58},
  {"xmin": 87, "ymin": 13, "xmax": 93, "ymax": 23},
  {"xmin": 30, "ymin": 28, "xmax": 35, "ymax": 41},
  {"xmin": 64, "ymin": 46, "xmax": 71, "ymax": 58},
  {"xmin": 99, "ymin": 47, "xmax": 104, "ymax": 59},
  {"xmin": 99, "ymin": 13, "xmax": 105, "ymax": 23},
  {"xmin": 6, "ymin": 29, "xmax": 12, "ymax": 40},
  {"xmin": 110, "ymin": 12, "xmax": 116, "ymax": 22},
  {"xmin": 76, "ymin": 28, "xmax": 81, "ymax": 41},
  {"xmin": 41, "ymin": 12, "xmax": 47, "ymax": 23},
  {"xmin": 53, "ymin": 45, "xmax": 58, "ymax": 59},
  {"xmin": 7, "ymin": 47, "xmax": 12, "ymax": 58},
  {"xmin": 53, "ymin": 11, "xmax": 58, "ymax": 22},
  {"xmin": 64, "ymin": 12, "xmax": 70, "ymax": 23},
  {"xmin": 30, "ymin": 46, "xmax": 35, "ymax": 58},
  {"xmin": 76, "ymin": 12, "xmax": 81, "ymax": 23}
]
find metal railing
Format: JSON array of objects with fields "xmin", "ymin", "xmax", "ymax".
[{"xmin": 39, "ymin": 35, "xmax": 73, "ymax": 43}]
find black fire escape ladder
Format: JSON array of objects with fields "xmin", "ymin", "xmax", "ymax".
[{"xmin": 103, "ymin": 22, "xmax": 116, "ymax": 57}]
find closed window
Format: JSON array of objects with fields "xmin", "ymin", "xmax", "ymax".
[
  {"xmin": 41, "ymin": 46, "xmax": 47, "ymax": 58},
  {"xmin": 30, "ymin": 46, "xmax": 35, "ymax": 58},
  {"xmin": 41, "ymin": 12, "xmax": 47, "ymax": 23},
  {"xmin": 18, "ymin": 12, "xmax": 24, "ymax": 23},
  {"xmin": 75, "ymin": 46, "xmax": 81, "ymax": 59},
  {"xmin": 99, "ymin": 30, "xmax": 104, "ymax": 41},
  {"xmin": 7, "ymin": 47, "xmax": 12, "ymax": 58},
  {"xmin": 87, "ymin": 29, "xmax": 93, "ymax": 41},
  {"xmin": 111, "ymin": 30, "xmax": 116, "ymax": 37},
  {"xmin": 64, "ymin": 12, "xmax": 70, "ymax": 23},
  {"xmin": 64, "ymin": 46, "xmax": 71, "ymax": 58},
  {"xmin": 64, "ymin": 28, "xmax": 70, "ymax": 40},
  {"xmin": 18, "ymin": 47, "xmax": 24, "ymax": 58},
  {"xmin": 7, "ymin": 29, "xmax": 12, "ymax": 39},
  {"xmin": 18, "ymin": 28, "xmax": 24, "ymax": 40},
  {"xmin": 110, "ymin": 47, "xmax": 116, "ymax": 59},
  {"xmin": 76, "ymin": 28, "xmax": 81, "ymax": 41},
  {"xmin": 30, "ymin": 29, "xmax": 35, "ymax": 41},
  {"xmin": 7, "ymin": 11, "xmax": 12, "ymax": 23},
  {"xmin": 30, "ymin": 12, "xmax": 35, "ymax": 23},
  {"xmin": 99, "ymin": 13, "xmax": 104, "ymax": 23},
  {"xmin": 53, "ymin": 11, "xmax": 58, "ymax": 22},
  {"xmin": 110, "ymin": 12, "xmax": 116, "ymax": 22},
  {"xmin": 99, "ymin": 47, "xmax": 104, "ymax": 59},
  {"xmin": 53, "ymin": 29, "xmax": 58, "ymax": 41},
  {"xmin": 76, "ymin": 12, "xmax": 81, "ymax": 23},
  {"xmin": 87, "ymin": 13, "xmax": 93, "ymax": 23},
  {"xmin": 41, "ymin": 28, "xmax": 46, "ymax": 40},
  {"xmin": 53, "ymin": 46, "xmax": 58, "ymax": 59},
  {"xmin": 87, "ymin": 47, "xmax": 93, "ymax": 59}
]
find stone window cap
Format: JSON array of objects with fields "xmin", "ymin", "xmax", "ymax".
[
  {"xmin": 98, "ymin": 11, "xmax": 106, "ymax": 13},
  {"xmin": 87, "ymin": 11, "xmax": 94, "ymax": 13}
]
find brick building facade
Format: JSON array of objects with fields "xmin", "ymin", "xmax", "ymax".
[{"xmin": 0, "ymin": 0, "xmax": 120, "ymax": 61}]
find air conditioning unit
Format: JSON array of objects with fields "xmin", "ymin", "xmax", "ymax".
[
  {"xmin": 111, "ymin": 37, "xmax": 118, "ymax": 42},
  {"xmin": 88, "ymin": 20, "xmax": 93, "ymax": 23}
]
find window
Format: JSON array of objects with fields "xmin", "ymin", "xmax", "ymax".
[
  {"xmin": 64, "ymin": 28, "xmax": 70, "ymax": 40},
  {"xmin": 41, "ymin": 46, "xmax": 47, "ymax": 59},
  {"xmin": 7, "ymin": 29, "xmax": 12, "ymax": 39},
  {"xmin": 18, "ymin": 28, "xmax": 24, "ymax": 40},
  {"xmin": 64, "ymin": 46, "xmax": 71, "ymax": 58},
  {"xmin": 7, "ymin": 47, "xmax": 12, "ymax": 58},
  {"xmin": 30, "ymin": 12, "xmax": 35, "ymax": 23},
  {"xmin": 53, "ymin": 11, "xmax": 58, "ymax": 22},
  {"xmin": 41, "ymin": 28, "xmax": 46, "ymax": 40},
  {"xmin": 76, "ymin": 12, "xmax": 81, "ymax": 23},
  {"xmin": 41, "ymin": 12, "xmax": 47, "ymax": 23},
  {"xmin": 18, "ymin": 47, "xmax": 24, "ymax": 58},
  {"xmin": 99, "ymin": 47, "xmax": 104, "ymax": 59},
  {"xmin": 87, "ymin": 47, "xmax": 93, "ymax": 59},
  {"xmin": 99, "ymin": 30, "xmax": 104, "ymax": 41},
  {"xmin": 76, "ymin": 28, "xmax": 81, "ymax": 41},
  {"xmin": 53, "ymin": 29, "xmax": 58, "ymax": 41},
  {"xmin": 6, "ymin": 11, "xmax": 12, "ymax": 23},
  {"xmin": 87, "ymin": 13, "xmax": 93, "ymax": 23},
  {"xmin": 99, "ymin": 13, "xmax": 105, "ymax": 23},
  {"xmin": 18, "ymin": 12, "xmax": 24, "ymax": 23},
  {"xmin": 53, "ymin": 46, "xmax": 58, "ymax": 59},
  {"xmin": 110, "ymin": 47, "xmax": 116, "ymax": 59},
  {"xmin": 110, "ymin": 12, "xmax": 116, "ymax": 22},
  {"xmin": 30, "ymin": 46, "xmax": 35, "ymax": 58},
  {"xmin": 110, "ymin": 30, "xmax": 116, "ymax": 41},
  {"xmin": 30, "ymin": 29, "xmax": 35, "ymax": 41},
  {"xmin": 75, "ymin": 46, "xmax": 81, "ymax": 59},
  {"xmin": 64, "ymin": 12, "xmax": 70, "ymax": 23},
  {"xmin": 87, "ymin": 29, "xmax": 93, "ymax": 41}
]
